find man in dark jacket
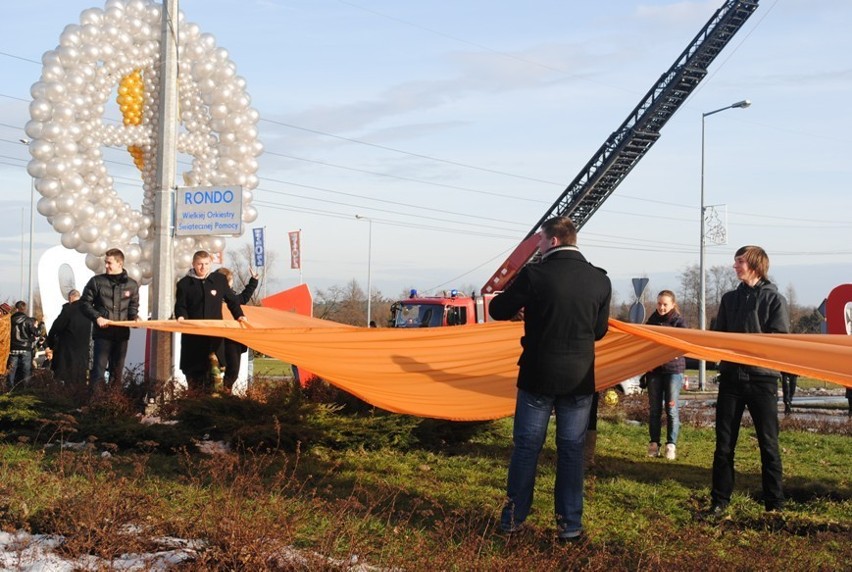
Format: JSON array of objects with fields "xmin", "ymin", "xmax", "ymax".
[
  {"xmin": 5, "ymin": 301, "xmax": 39, "ymax": 392},
  {"xmin": 47, "ymin": 289, "xmax": 93, "ymax": 393},
  {"xmin": 708, "ymin": 245, "xmax": 790, "ymax": 516},
  {"xmin": 174, "ymin": 250, "xmax": 245, "ymax": 394},
  {"xmin": 80, "ymin": 248, "xmax": 140, "ymax": 397},
  {"xmin": 489, "ymin": 216, "xmax": 611, "ymax": 542}
]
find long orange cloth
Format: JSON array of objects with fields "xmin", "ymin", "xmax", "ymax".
[{"xmin": 121, "ymin": 306, "xmax": 852, "ymax": 421}]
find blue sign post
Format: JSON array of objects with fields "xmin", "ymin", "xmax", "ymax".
[{"xmin": 253, "ymin": 228, "xmax": 265, "ymax": 267}]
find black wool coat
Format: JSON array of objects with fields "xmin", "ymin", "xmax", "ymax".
[
  {"xmin": 489, "ymin": 247, "xmax": 611, "ymax": 396},
  {"xmin": 47, "ymin": 300, "xmax": 93, "ymax": 383},
  {"xmin": 174, "ymin": 271, "xmax": 244, "ymax": 374}
]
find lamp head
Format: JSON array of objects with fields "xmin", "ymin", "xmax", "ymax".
[{"xmin": 732, "ymin": 99, "xmax": 751, "ymax": 109}]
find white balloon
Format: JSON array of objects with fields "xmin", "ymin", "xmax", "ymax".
[
  {"xmin": 29, "ymin": 99, "xmax": 53, "ymax": 122},
  {"xmin": 55, "ymin": 193, "xmax": 76, "ymax": 213},
  {"xmin": 53, "ymin": 213, "xmax": 76, "ymax": 233},
  {"xmin": 61, "ymin": 230, "xmax": 81, "ymax": 249},
  {"xmin": 29, "ymin": 0, "xmax": 261, "ymax": 286},
  {"xmin": 85, "ymin": 253, "xmax": 102, "ymax": 272},
  {"xmin": 37, "ymin": 178, "xmax": 62, "ymax": 198},
  {"xmin": 125, "ymin": 243, "xmax": 142, "ymax": 264},
  {"xmin": 79, "ymin": 224, "xmax": 99, "ymax": 242},
  {"xmin": 126, "ymin": 265, "xmax": 142, "ymax": 283},
  {"xmin": 37, "ymin": 197, "xmax": 58, "ymax": 217}
]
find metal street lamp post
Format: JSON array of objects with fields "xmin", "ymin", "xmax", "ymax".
[
  {"xmin": 699, "ymin": 99, "xmax": 750, "ymax": 390},
  {"xmin": 19, "ymin": 139, "xmax": 35, "ymax": 311},
  {"xmin": 355, "ymin": 215, "xmax": 373, "ymax": 326}
]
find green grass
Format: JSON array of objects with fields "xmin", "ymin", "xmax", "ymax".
[
  {"xmin": 252, "ymin": 356, "xmax": 296, "ymax": 377},
  {"xmin": 0, "ymin": 383, "xmax": 848, "ymax": 570}
]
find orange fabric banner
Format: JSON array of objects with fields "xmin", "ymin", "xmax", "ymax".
[{"xmin": 118, "ymin": 306, "xmax": 852, "ymax": 421}]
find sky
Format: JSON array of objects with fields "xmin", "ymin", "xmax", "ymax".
[{"xmin": 1, "ymin": 0, "xmax": 850, "ymax": 314}]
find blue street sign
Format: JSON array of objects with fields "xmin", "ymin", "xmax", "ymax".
[{"xmin": 253, "ymin": 227, "xmax": 265, "ymax": 267}]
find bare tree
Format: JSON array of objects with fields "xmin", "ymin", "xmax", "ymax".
[
  {"xmin": 225, "ymin": 243, "xmax": 277, "ymax": 304},
  {"xmin": 793, "ymin": 309, "xmax": 823, "ymax": 333},
  {"xmin": 679, "ymin": 263, "xmax": 736, "ymax": 328},
  {"xmin": 315, "ymin": 279, "xmax": 365, "ymax": 326}
]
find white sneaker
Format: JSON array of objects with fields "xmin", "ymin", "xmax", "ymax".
[
  {"xmin": 647, "ymin": 442, "xmax": 659, "ymax": 457},
  {"xmin": 665, "ymin": 443, "xmax": 676, "ymax": 460}
]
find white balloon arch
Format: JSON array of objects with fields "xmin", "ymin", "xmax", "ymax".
[{"xmin": 25, "ymin": 0, "xmax": 262, "ymax": 284}]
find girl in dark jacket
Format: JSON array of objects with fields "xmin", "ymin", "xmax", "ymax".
[{"xmin": 644, "ymin": 290, "xmax": 687, "ymax": 460}]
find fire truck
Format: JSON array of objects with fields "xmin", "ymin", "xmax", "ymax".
[
  {"xmin": 389, "ymin": 289, "xmax": 497, "ymax": 328},
  {"xmin": 390, "ymin": 0, "xmax": 759, "ymax": 328}
]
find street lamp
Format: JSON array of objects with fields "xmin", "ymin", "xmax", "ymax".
[
  {"xmin": 699, "ymin": 99, "xmax": 750, "ymax": 390},
  {"xmin": 355, "ymin": 215, "xmax": 373, "ymax": 326},
  {"xmin": 19, "ymin": 139, "xmax": 35, "ymax": 312}
]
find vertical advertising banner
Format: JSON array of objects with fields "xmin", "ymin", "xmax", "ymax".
[
  {"xmin": 253, "ymin": 228, "xmax": 265, "ymax": 267},
  {"xmin": 289, "ymin": 230, "xmax": 301, "ymax": 269}
]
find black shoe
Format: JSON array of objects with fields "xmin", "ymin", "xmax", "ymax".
[
  {"xmin": 500, "ymin": 522, "xmax": 525, "ymax": 535},
  {"xmin": 703, "ymin": 503, "xmax": 728, "ymax": 519},
  {"xmin": 557, "ymin": 530, "xmax": 586, "ymax": 544},
  {"xmin": 784, "ymin": 402, "xmax": 792, "ymax": 414},
  {"xmin": 765, "ymin": 502, "xmax": 785, "ymax": 513}
]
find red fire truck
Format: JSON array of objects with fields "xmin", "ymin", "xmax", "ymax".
[
  {"xmin": 390, "ymin": 0, "xmax": 759, "ymax": 329},
  {"xmin": 389, "ymin": 289, "xmax": 496, "ymax": 328}
]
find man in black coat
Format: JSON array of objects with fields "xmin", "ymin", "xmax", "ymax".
[
  {"xmin": 80, "ymin": 248, "xmax": 141, "ymax": 397},
  {"xmin": 5, "ymin": 301, "xmax": 39, "ymax": 392},
  {"xmin": 489, "ymin": 216, "xmax": 611, "ymax": 542},
  {"xmin": 47, "ymin": 289, "xmax": 93, "ymax": 394},
  {"xmin": 174, "ymin": 250, "xmax": 245, "ymax": 394}
]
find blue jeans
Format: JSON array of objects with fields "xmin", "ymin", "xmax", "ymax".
[
  {"xmin": 711, "ymin": 374, "xmax": 784, "ymax": 510},
  {"xmin": 502, "ymin": 389, "xmax": 593, "ymax": 536},
  {"xmin": 90, "ymin": 338, "xmax": 128, "ymax": 394},
  {"xmin": 5, "ymin": 352, "xmax": 32, "ymax": 391},
  {"xmin": 647, "ymin": 373, "xmax": 682, "ymax": 446}
]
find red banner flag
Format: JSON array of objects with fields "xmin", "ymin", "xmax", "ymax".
[{"xmin": 289, "ymin": 231, "xmax": 301, "ymax": 269}]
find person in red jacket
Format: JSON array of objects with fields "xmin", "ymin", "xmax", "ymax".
[{"xmin": 489, "ymin": 216, "xmax": 611, "ymax": 543}]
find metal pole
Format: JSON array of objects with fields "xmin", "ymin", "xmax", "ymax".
[
  {"xmin": 366, "ymin": 218, "xmax": 372, "ymax": 326},
  {"xmin": 699, "ymin": 114, "xmax": 707, "ymax": 391},
  {"xmin": 20, "ymin": 207, "xmax": 24, "ymax": 301},
  {"xmin": 698, "ymin": 100, "xmax": 751, "ymax": 391},
  {"xmin": 19, "ymin": 139, "xmax": 35, "ymax": 310},
  {"xmin": 355, "ymin": 215, "xmax": 372, "ymax": 326},
  {"xmin": 148, "ymin": 0, "xmax": 179, "ymax": 386},
  {"xmin": 27, "ymin": 176, "xmax": 34, "ymax": 312}
]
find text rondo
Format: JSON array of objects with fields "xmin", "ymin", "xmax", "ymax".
[
  {"xmin": 176, "ymin": 186, "xmax": 243, "ymax": 236},
  {"xmin": 184, "ymin": 188, "xmax": 235, "ymax": 205}
]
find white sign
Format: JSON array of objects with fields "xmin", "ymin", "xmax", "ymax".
[{"xmin": 175, "ymin": 186, "xmax": 243, "ymax": 236}]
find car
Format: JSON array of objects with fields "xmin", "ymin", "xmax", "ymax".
[{"xmin": 614, "ymin": 375, "xmax": 643, "ymax": 395}]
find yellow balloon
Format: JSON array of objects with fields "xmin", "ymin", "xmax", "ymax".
[{"xmin": 119, "ymin": 69, "xmax": 146, "ymax": 170}]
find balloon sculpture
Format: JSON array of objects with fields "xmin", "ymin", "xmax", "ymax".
[{"xmin": 24, "ymin": 0, "xmax": 262, "ymax": 284}]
